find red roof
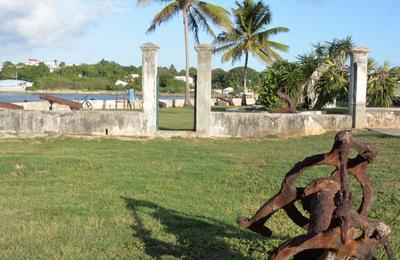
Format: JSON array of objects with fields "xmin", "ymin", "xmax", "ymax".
[{"xmin": 28, "ymin": 58, "xmax": 38, "ymax": 61}]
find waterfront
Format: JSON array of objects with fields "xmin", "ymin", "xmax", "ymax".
[{"xmin": 0, "ymin": 93, "xmax": 185, "ymax": 103}]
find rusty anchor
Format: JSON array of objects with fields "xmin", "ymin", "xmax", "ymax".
[{"xmin": 237, "ymin": 130, "xmax": 394, "ymax": 259}]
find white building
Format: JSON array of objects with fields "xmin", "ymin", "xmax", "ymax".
[
  {"xmin": 25, "ymin": 59, "xmax": 59, "ymax": 72},
  {"xmin": 25, "ymin": 58, "xmax": 39, "ymax": 66},
  {"xmin": 44, "ymin": 61, "xmax": 59, "ymax": 72},
  {"xmin": 175, "ymin": 76, "xmax": 194, "ymax": 85},
  {"xmin": 0, "ymin": 80, "xmax": 32, "ymax": 91},
  {"xmin": 115, "ymin": 80, "xmax": 128, "ymax": 86}
]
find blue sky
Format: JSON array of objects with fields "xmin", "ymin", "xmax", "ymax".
[{"xmin": 0, "ymin": 0, "xmax": 399, "ymax": 71}]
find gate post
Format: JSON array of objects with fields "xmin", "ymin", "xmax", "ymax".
[
  {"xmin": 349, "ymin": 46, "xmax": 370, "ymax": 128},
  {"xmin": 195, "ymin": 44, "xmax": 214, "ymax": 137},
  {"xmin": 141, "ymin": 43, "xmax": 159, "ymax": 136}
]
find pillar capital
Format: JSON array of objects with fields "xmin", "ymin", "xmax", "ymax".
[
  {"xmin": 195, "ymin": 44, "xmax": 214, "ymax": 53},
  {"xmin": 351, "ymin": 45, "xmax": 371, "ymax": 55},
  {"xmin": 140, "ymin": 42, "xmax": 160, "ymax": 52}
]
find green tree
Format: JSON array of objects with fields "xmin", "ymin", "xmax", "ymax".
[
  {"xmin": 211, "ymin": 68, "xmax": 227, "ymax": 89},
  {"xmin": 138, "ymin": 0, "xmax": 231, "ymax": 106},
  {"xmin": 302, "ymin": 36, "xmax": 353, "ymax": 107},
  {"xmin": 214, "ymin": 0, "xmax": 289, "ymax": 105},
  {"xmin": 224, "ymin": 67, "xmax": 260, "ymax": 93},
  {"xmin": 367, "ymin": 61, "xmax": 399, "ymax": 107},
  {"xmin": 258, "ymin": 60, "xmax": 303, "ymax": 108},
  {"xmin": 0, "ymin": 61, "xmax": 17, "ymax": 80}
]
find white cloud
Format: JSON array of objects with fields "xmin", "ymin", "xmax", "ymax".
[{"xmin": 0, "ymin": 0, "xmax": 132, "ymax": 50}]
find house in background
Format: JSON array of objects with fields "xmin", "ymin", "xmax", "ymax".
[
  {"xmin": 115, "ymin": 80, "xmax": 128, "ymax": 87},
  {"xmin": 25, "ymin": 58, "xmax": 40, "ymax": 66},
  {"xmin": 0, "ymin": 79, "xmax": 32, "ymax": 91},
  {"xmin": 174, "ymin": 76, "xmax": 194, "ymax": 85}
]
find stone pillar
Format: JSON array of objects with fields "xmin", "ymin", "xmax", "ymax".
[
  {"xmin": 141, "ymin": 43, "xmax": 159, "ymax": 136},
  {"xmin": 195, "ymin": 44, "xmax": 214, "ymax": 137},
  {"xmin": 349, "ymin": 46, "xmax": 370, "ymax": 128}
]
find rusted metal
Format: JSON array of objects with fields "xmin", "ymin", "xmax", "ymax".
[
  {"xmin": 274, "ymin": 91, "xmax": 297, "ymax": 113},
  {"xmin": 0, "ymin": 100, "xmax": 24, "ymax": 110},
  {"xmin": 216, "ymin": 96, "xmax": 235, "ymax": 106},
  {"xmin": 39, "ymin": 94, "xmax": 82, "ymax": 110},
  {"xmin": 237, "ymin": 130, "xmax": 394, "ymax": 259}
]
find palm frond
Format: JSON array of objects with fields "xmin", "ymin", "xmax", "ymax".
[
  {"xmin": 197, "ymin": 2, "xmax": 232, "ymax": 29},
  {"xmin": 146, "ymin": 1, "xmax": 180, "ymax": 33}
]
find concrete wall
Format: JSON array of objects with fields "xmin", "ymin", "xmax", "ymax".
[
  {"xmin": 0, "ymin": 110, "xmax": 147, "ymax": 137},
  {"xmin": 210, "ymin": 112, "xmax": 352, "ymax": 138}
]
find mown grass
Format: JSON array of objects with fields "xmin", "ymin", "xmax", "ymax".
[
  {"xmin": 0, "ymin": 131, "xmax": 399, "ymax": 259},
  {"xmin": 159, "ymin": 107, "xmax": 195, "ymax": 130}
]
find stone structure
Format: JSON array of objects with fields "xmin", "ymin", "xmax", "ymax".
[
  {"xmin": 349, "ymin": 46, "xmax": 370, "ymax": 128},
  {"xmin": 195, "ymin": 44, "xmax": 214, "ymax": 136},
  {"xmin": 210, "ymin": 113, "xmax": 352, "ymax": 138},
  {"xmin": 0, "ymin": 43, "xmax": 398, "ymax": 139},
  {"xmin": 0, "ymin": 110, "xmax": 146, "ymax": 137},
  {"xmin": 141, "ymin": 43, "xmax": 159, "ymax": 136}
]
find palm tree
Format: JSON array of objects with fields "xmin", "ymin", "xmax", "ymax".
[
  {"xmin": 367, "ymin": 61, "xmax": 399, "ymax": 107},
  {"xmin": 138, "ymin": 0, "xmax": 231, "ymax": 106},
  {"xmin": 302, "ymin": 36, "xmax": 353, "ymax": 107},
  {"xmin": 214, "ymin": 0, "xmax": 289, "ymax": 105}
]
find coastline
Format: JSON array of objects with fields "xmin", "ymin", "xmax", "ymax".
[{"xmin": 0, "ymin": 89, "xmax": 186, "ymax": 96}]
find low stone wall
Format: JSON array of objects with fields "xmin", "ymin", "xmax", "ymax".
[
  {"xmin": 0, "ymin": 110, "xmax": 147, "ymax": 137},
  {"xmin": 366, "ymin": 108, "xmax": 400, "ymax": 128},
  {"xmin": 210, "ymin": 112, "xmax": 352, "ymax": 138}
]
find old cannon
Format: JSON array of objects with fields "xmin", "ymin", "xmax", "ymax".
[{"xmin": 237, "ymin": 130, "xmax": 394, "ymax": 259}]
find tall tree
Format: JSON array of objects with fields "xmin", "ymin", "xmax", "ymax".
[
  {"xmin": 214, "ymin": 0, "xmax": 289, "ymax": 105},
  {"xmin": 138, "ymin": 0, "xmax": 231, "ymax": 106},
  {"xmin": 367, "ymin": 60, "xmax": 399, "ymax": 107},
  {"xmin": 302, "ymin": 36, "xmax": 353, "ymax": 107}
]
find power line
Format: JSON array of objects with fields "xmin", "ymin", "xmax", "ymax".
[{"xmin": 371, "ymin": 0, "xmax": 397, "ymax": 47}]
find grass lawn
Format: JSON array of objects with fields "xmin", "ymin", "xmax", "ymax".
[
  {"xmin": 159, "ymin": 107, "xmax": 195, "ymax": 130},
  {"xmin": 0, "ymin": 131, "xmax": 399, "ymax": 259}
]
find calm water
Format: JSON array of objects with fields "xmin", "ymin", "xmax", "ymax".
[{"xmin": 0, "ymin": 93, "xmax": 184, "ymax": 103}]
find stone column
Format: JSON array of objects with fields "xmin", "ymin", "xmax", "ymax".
[
  {"xmin": 141, "ymin": 43, "xmax": 159, "ymax": 136},
  {"xmin": 195, "ymin": 44, "xmax": 214, "ymax": 137},
  {"xmin": 349, "ymin": 46, "xmax": 370, "ymax": 128}
]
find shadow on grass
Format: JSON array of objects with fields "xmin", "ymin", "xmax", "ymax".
[
  {"xmin": 122, "ymin": 197, "xmax": 275, "ymax": 259},
  {"xmin": 157, "ymin": 127, "xmax": 195, "ymax": 131}
]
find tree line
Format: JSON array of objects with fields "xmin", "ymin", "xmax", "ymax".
[{"xmin": 0, "ymin": 60, "xmax": 262, "ymax": 94}]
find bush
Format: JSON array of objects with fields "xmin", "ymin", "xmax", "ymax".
[{"xmin": 258, "ymin": 61, "xmax": 303, "ymax": 108}]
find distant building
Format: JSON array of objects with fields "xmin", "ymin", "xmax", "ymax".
[
  {"xmin": 25, "ymin": 59, "xmax": 59, "ymax": 72},
  {"xmin": 131, "ymin": 74, "xmax": 140, "ymax": 82},
  {"xmin": 26, "ymin": 58, "xmax": 39, "ymax": 66},
  {"xmin": 44, "ymin": 61, "xmax": 59, "ymax": 72},
  {"xmin": 115, "ymin": 80, "xmax": 128, "ymax": 86},
  {"xmin": 0, "ymin": 80, "xmax": 32, "ymax": 91},
  {"xmin": 175, "ymin": 76, "xmax": 194, "ymax": 85}
]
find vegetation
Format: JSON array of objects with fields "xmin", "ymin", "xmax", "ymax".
[
  {"xmin": 159, "ymin": 107, "xmax": 194, "ymax": 130},
  {"xmin": 139, "ymin": 0, "xmax": 231, "ymax": 106},
  {"xmin": 0, "ymin": 131, "xmax": 398, "ymax": 258},
  {"xmin": 0, "ymin": 60, "xmax": 141, "ymax": 91},
  {"xmin": 215, "ymin": 0, "xmax": 289, "ymax": 105},
  {"xmin": 367, "ymin": 60, "xmax": 399, "ymax": 107},
  {"xmin": 258, "ymin": 60, "xmax": 303, "ymax": 108}
]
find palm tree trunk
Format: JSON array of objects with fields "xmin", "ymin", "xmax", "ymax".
[
  {"xmin": 241, "ymin": 51, "xmax": 249, "ymax": 106},
  {"xmin": 183, "ymin": 9, "xmax": 192, "ymax": 106},
  {"xmin": 302, "ymin": 62, "xmax": 329, "ymax": 108}
]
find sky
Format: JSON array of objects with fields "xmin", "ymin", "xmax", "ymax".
[{"xmin": 0, "ymin": 0, "xmax": 399, "ymax": 72}]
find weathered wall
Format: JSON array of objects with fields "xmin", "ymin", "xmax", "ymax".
[
  {"xmin": 366, "ymin": 108, "xmax": 400, "ymax": 128},
  {"xmin": 0, "ymin": 110, "xmax": 147, "ymax": 137},
  {"xmin": 210, "ymin": 112, "xmax": 352, "ymax": 138}
]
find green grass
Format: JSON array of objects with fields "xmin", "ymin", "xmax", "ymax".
[
  {"xmin": 0, "ymin": 131, "xmax": 399, "ymax": 259},
  {"xmin": 159, "ymin": 107, "xmax": 195, "ymax": 130}
]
